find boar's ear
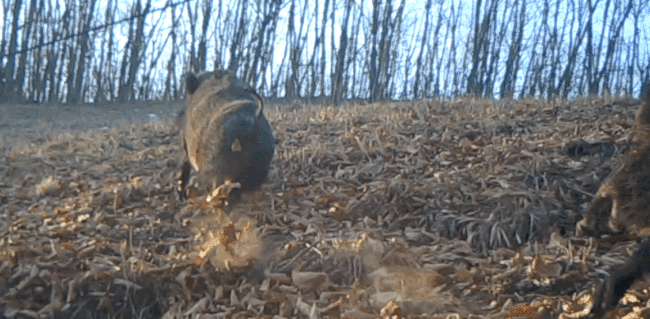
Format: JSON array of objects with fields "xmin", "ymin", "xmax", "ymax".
[
  {"xmin": 186, "ymin": 74, "xmax": 200, "ymax": 94},
  {"xmin": 254, "ymin": 93, "xmax": 265, "ymax": 118}
]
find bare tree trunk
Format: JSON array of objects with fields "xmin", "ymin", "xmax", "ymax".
[
  {"xmin": 164, "ymin": 0, "xmax": 178, "ymax": 100},
  {"xmin": 185, "ymin": 1, "xmax": 197, "ymax": 72},
  {"xmin": 319, "ymin": 0, "xmax": 329, "ymax": 97},
  {"xmin": 584, "ymin": 0, "xmax": 599, "ymax": 95},
  {"xmin": 271, "ymin": 33, "xmax": 288, "ymax": 98},
  {"xmin": 471, "ymin": 0, "xmax": 498, "ymax": 97},
  {"xmin": 68, "ymin": 0, "xmax": 97, "ymax": 104},
  {"xmin": 387, "ymin": 0, "xmax": 405, "ymax": 100},
  {"xmin": 331, "ymin": 0, "xmax": 353, "ymax": 104},
  {"xmin": 628, "ymin": 1, "xmax": 646, "ymax": 94},
  {"xmin": 93, "ymin": 0, "xmax": 114, "ymax": 103},
  {"xmin": 104, "ymin": 1, "xmax": 116, "ymax": 101},
  {"xmin": 284, "ymin": 0, "xmax": 309, "ymax": 99},
  {"xmin": 117, "ymin": 0, "xmax": 151, "ymax": 102},
  {"xmin": 247, "ymin": 0, "xmax": 280, "ymax": 88},
  {"xmin": 0, "ymin": 0, "xmax": 648, "ymax": 104},
  {"xmin": 433, "ymin": 9, "xmax": 448, "ymax": 97},
  {"xmin": 14, "ymin": 0, "xmax": 37, "ymax": 101},
  {"xmin": 500, "ymin": 0, "xmax": 525, "ymax": 99},
  {"xmin": 31, "ymin": 0, "xmax": 45, "ymax": 102},
  {"xmin": 348, "ymin": 3, "xmax": 362, "ymax": 99},
  {"xmin": 545, "ymin": 0, "xmax": 563, "ymax": 98},
  {"xmin": 554, "ymin": 0, "xmax": 588, "ymax": 98},
  {"xmin": 367, "ymin": 0, "xmax": 381, "ymax": 101},
  {"xmin": 466, "ymin": 0, "xmax": 483, "ymax": 96},
  {"xmin": 283, "ymin": 0, "xmax": 296, "ymax": 99},
  {"xmin": 4, "ymin": 0, "xmax": 23, "ymax": 100},
  {"xmin": 599, "ymin": 0, "xmax": 633, "ymax": 94},
  {"xmin": 306, "ymin": 0, "xmax": 320, "ymax": 97},
  {"xmin": 197, "ymin": 0, "xmax": 212, "ymax": 72},
  {"xmin": 376, "ymin": 0, "xmax": 393, "ymax": 100},
  {"xmin": 412, "ymin": 0, "xmax": 432, "ymax": 99},
  {"xmin": 63, "ymin": 1, "xmax": 79, "ymax": 103},
  {"xmin": 45, "ymin": 31, "xmax": 59, "ymax": 103},
  {"xmin": 444, "ymin": 2, "xmax": 462, "ymax": 96},
  {"xmin": 0, "ymin": 1, "xmax": 10, "ymax": 53},
  {"xmin": 227, "ymin": 0, "xmax": 248, "ymax": 72}
]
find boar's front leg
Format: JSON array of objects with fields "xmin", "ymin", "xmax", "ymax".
[
  {"xmin": 177, "ymin": 138, "xmax": 192, "ymax": 201},
  {"xmin": 177, "ymin": 161, "xmax": 192, "ymax": 201},
  {"xmin": 589, "ymin": 238, "xmax": 650, "ymax": 317}
]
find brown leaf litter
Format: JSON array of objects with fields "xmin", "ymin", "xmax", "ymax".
[{"xmin": 0, "ymin": 96, "xmax": 648, "ymax": 318}]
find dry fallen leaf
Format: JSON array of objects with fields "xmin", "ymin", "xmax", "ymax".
[{"xmin": 1, "ymin": 97, "xmax": 646, "ymax": 318}]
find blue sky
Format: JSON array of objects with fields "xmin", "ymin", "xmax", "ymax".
[{"xmin": 1, "ymin": 0, "xmax": 649, "ymax": 100}]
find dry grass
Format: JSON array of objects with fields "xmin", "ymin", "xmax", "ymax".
[{"xmin": 0, "ymin": 96, "xmax": 647, "ymax": 318}]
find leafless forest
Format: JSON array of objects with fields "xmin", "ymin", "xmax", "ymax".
[
  {"xmin": 0, "ymin": 0, "xmax": 649, "ymax": 104},
  {"xmin": 6, "ymin": 1, "xmax": 650, "ymax": 318}
]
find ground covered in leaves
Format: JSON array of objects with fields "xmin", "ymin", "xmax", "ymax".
[{"xmin": 1, "ymin": 97, "xmax": 649, "ymax": 318}]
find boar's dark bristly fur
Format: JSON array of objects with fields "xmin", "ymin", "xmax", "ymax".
[
  {"xmin": 577, "ymin": 82, "xmax": 650, "ymax": 238},
  {"xmin": 577, "ymin": 81, "xmax": 650, "ymax": 317},
  {"xmin": 177, "ymin": 70, "xmax": 274, "ymax": 202}
]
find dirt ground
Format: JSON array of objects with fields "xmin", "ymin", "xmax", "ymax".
[
  {"xmin": 0, "ymin": 97, "xmax": 649, "ymax": 318},
  {"xmin": 0, "ymin": 100, "xmax": 183, "ymax": 140}
]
